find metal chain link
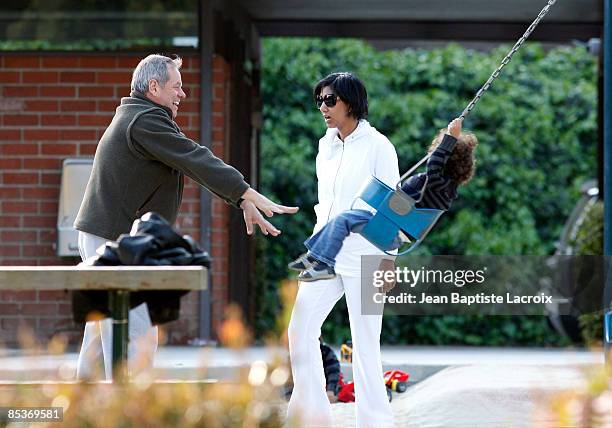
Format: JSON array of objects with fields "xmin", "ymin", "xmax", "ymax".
[{"xmin": 459, "ymin": 0, "xmax": 557, "ymax": 121}]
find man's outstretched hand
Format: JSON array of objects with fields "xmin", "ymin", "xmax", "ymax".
[{"xmin": 240, "ymin": 188, "xmax": 299, "ymax": 236}]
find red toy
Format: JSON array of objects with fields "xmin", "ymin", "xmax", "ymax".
[
  {"xmin": 336, "ymin": 370, "xmax": 409, "ymax": 403},
  {"xmin": 337, "ymin": 374, "xmax": 355, "ymax": 403},
  {"xmin": 384, "ymin": 370, "xmax": 409, "ymax": 393}
]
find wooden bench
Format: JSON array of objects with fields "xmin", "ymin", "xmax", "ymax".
[{"xmin": 0, "ymin": 266, "xmax": 207, "ymax": 382}]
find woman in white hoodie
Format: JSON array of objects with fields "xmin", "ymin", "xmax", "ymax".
[{"xmin": 287, "ymin": 72, "xmax": 399, "ymax": 428}]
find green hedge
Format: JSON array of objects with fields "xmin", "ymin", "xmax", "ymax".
[
  {"xmin": 255, "ymin": 38, "xmax": 597, "ymax": 346},
  {"xmin": 574, "ymin": 200, "xmax": 604, "ymax": 345}
]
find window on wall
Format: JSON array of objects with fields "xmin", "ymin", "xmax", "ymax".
[{"xmin": 0, "ymin": 0, "xmax": 198, "ymax": 50}]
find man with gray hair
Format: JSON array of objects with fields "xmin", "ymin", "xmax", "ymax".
[{"xmin": 74, "ymin": 54, "xmax": 298, "ymax": 380}]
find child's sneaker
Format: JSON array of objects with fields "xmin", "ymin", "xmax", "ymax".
[
  {"xmin": 288, "ymin": 253, "xmax": 316, "ymax": 271},
  {"xmin": 298, "ymin": 260, "xmax": 336, "ymax": 282}
]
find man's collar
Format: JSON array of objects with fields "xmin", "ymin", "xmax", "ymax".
[{"xmin": 130, "ymin": 91, "xmax": 173, "ymax": 118}]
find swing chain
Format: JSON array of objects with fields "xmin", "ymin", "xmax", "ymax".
[{"xmin": 459, "ymin": 0, "xmax": 557, "ymax": 121}]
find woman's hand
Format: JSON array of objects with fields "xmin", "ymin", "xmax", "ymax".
[{"xmin": 447, "ymin": 118, "xmax": 462, "ymax": 139}]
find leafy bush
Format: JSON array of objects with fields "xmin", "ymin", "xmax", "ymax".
[
  {"xmin": 256, "ymin": 38, "xmax": 597, "ymax": 346},
  {"xmin": 573, "ymin": 200, "xmax": 604, "ymax": 346}
]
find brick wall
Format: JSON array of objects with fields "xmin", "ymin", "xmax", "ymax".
[{"xmin": 0, "ymin": 52, "xmax": 232, "ymax": 347}]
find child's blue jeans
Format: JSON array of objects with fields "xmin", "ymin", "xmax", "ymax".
[{"xmin": 304, "ymin": 209, "xmax": 401, "ymax": 267}]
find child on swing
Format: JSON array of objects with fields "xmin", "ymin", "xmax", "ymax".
[{"xmin": 289, "ymin": 118, "xmax": 478, "ymax": 282}]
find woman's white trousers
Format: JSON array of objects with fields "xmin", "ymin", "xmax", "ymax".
[{"xmin": 287, "ymin": 274, "xmax": 393, "ymax": 428}]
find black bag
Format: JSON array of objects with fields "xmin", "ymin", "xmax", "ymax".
[{"xmin": 72, "ymin": 212, "xmax": 211, "ymax": 325}]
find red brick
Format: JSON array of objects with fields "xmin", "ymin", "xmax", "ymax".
[
  {"xmin": 41, "ymin": 173, "xmax": 61, "ymax": 185},
  {"xmin": 212, "ymin": 217, "xmax": 228, "ymax": 228},
  {"xmin": 212, "ymin": 130, "xmax": 224, "ymax": 141},
  {"xmin": 182, "ymin": 186, "xmax": 199, "ymax": 197},
  {"xmin": 78, "ymin": 114, "xmax": 112, "ymax": 126},
  {"xmin": 61, "ymin": 100, "xmax": 96, "ymax": 112},
  {"xmin": 0, "ymin": 143, "xmax": 37, "ymax": 155},
  {"xmin": 23, "ymin": 187, "xmax": 58, "ymax": 199},
  {"xmin": 0, "ymin": 245, "xmax": 20, "ymax": 256},
  {"xmin": 0, "ymin": 158, "xmax": 22, "ymax": 169},
  {"xmin": 79, "ymin": 86, "xmax": 115, "ymax": 98},
  {"xmin": 4, "ymin": 56, "xmax": 40, "ymax": 68},
  {"xmin": 0, "ymin": 71, "xmax": 20, "ymax": 83},
  {"xmin": 0, "ymin": 216, "xmax": 21, "ymax": 227},
  {"xmin": 23, "ymin": 158, "xmax": 61, "ymax": 169},
  {"xmin": 23, "ymin": 129, "xmax": 60, "ymax": 141},
  {"xmin": 38, "ymin": 290, "xmax": 69, "ymax": 301},
  {"xmin": 25, "ymin": 100, "xmax": 59, "ymax": 112},
  {"xmin": 23, "ymin": 71, "xmax": 58, "ymax": 83},
  {"xmin": 3, "ymin": 114, "xmax": 39, "ymax": 126},
  {"xmin": 0, "ymin": 259, "xmax": 38, "ymax": 266},
  {"xmin": 41, "ymin": 144, "xmax": 77, "ymax": 155},
  {"xmin": 22, "ymin": 215, "xmax": 56, "ymax": 228},
  {"xmin": 0, "ymin": 129, "xmax": 21, "ymax": 141},
  {"xmin": 58, "ymin": 303, "xmax": 72, "ymax": 316},
  {"xmin": 60, "ymin": 129, "xmax": 97, "ymax": 140},
  {"xmin": 60, "ymin": 71, "xmax": 96, "ymax": 83},
  {"xmin": 21, "ymin": 303, "xmax": 57, "ymax": 316},
  {"xmin": 180, "ymin": 101, "xmax": 199, "ymax": 113},
  {"xmin": 0, "ymin": 187, "xmax": 21, "ymax": 198},
  {"xmin": 0, "ymin": 303, "xmax": 20, "ymax": 315},
  {"xmin": 79, "ymin": 143, "xmax": 98, "ymax": 155},
  {"xmin": 212, "ymin": 71, "xmax": 225, "ymax": 85},
  {"xmin": 1, "ymin": 230, "xmax": 37, "ymax": 242},
  {"xmin": 212, "ymin": 100, "xmax": 224, "ymax": 113},
  {"xmin": 47, "ymin": 259, "xmax": 74, "ymax": 268},
  {"xmin": 0, "ymin": 290, "xmax": 37, "ymax": 301},
  {"xmin": 176, "ymin": 116, "xmax": 189, "ymax": 128},
  {"xmin": 39, "ymin": 201, "xmax": 58, "ymax": 213},
  {"xmin": 211, "ymin": 230, "xmax": 228, "ymax": 243},
  {"xmin": 3, "ymin": 86, "xmax": 38, "ymax": 97},
  {"xmin": 98, "ymin": 100, "xmax": 119, "ymax": 112},
  {"xmin": 23, "ymin": 244, "xmax": 55, "ymax": 257},
  {"xmin": 183, "ymin": 130, "xmax": 198, "ymax": 140},
  {"xmin": 39, "ymin": 230, "xmax": 57, "ymax": 242},
  {"xmin": 187, "ymin": 87, "xmax": 200, "ymax": 99},
  {"xmin": 41, "ymin": 114, "xmax": 76, "ymax": 126},
  {"xmin": 213, "ymin": 86, "xmax": 225, "ymax": 99},
  {"xmin": 3, "ymin": 172, "xmax": 38, "ymax": 185},
  {"xmin": 212, "ymin": 114, "xmax": 225, "ymax": 128},
  {"xmin": 77, "ymin": 56, "xmax": 116, "ymax": 68},
  {"xmin": 117, "ymin": 57, "xmax": 140, "ymax": 68},
  {"xmin": 213, "ymin": 57, "xmax": 225, "ymax": 69},
  {"xmin": 98, "ymin": 71, "xmax": 132, "ymax": 84},
  {"xmin": 3, "ymin": 201, "xmax": 37, "ymax": 213},
  {"xmin": 182, "ymin": 72, "xmax": 199, "ymax": 85},
  {"xmin": 42, "ymin": 57, "xmax": 79, "ymax": 68},
  {"xmin": 40, "ymin": 86, "xmax": 76, "ymax": 97}
]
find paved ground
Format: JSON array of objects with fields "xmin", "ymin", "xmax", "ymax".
[
  {"xmin": 0, "ymin": 345, "xmax": 602, "ymax": 382},
  {"xmin": 0, "ymin": 346, "xmax": 603, "ymax": 426}
]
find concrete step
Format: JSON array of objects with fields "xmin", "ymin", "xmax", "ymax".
[{"xmin": 0, "ymin": 346, "xmax": 603, "ymax": 383}]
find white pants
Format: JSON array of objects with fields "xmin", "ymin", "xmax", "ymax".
[
  {"xmin": 287, "ymin": 275, "xmax": 393, "ymax": 428},
  {"xmin": 75, "ymin": 231, "xmax": 158, "ymax": 381}
]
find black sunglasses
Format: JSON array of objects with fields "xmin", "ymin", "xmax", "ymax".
[{"xmin": 315, "ymin": 93, "xmax": 338, "ymax": 108}]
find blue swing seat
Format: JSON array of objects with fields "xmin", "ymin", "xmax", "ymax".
[{"xmin": 355, "ymin": 176, "xmax": 444, "ymax": 256}]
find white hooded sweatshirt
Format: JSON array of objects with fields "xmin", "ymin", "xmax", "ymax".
[{"xmin": 313, "ymin": 119, "xmax": 400, "ymax": 277}]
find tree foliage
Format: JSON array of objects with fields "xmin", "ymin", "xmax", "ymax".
[{"xmin": 256, "ymin": 38, "xmax": 597, "ymax": 346}]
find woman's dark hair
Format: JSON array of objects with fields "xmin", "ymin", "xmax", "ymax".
[{"xmin": 313, "ymin": 72, "xmax": 368, "ymax": 120}]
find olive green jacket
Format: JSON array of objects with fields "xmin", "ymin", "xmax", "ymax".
[{"xmin": 75, "ymin": 92, "xmax": 249, "ymax": 240}]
